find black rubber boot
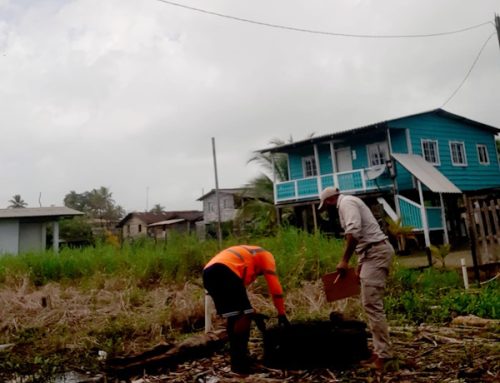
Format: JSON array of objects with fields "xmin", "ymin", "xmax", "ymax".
[{"xmin": 227, "ymin": 314, "xmax": 252, "ymax": 374}]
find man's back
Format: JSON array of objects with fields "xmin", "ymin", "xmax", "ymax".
[{"xmin": 337, "ymin": 195, "xmax": 386, "ymax": 253}]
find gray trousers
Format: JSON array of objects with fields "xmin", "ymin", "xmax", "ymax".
[{"xmin": 359, "ymin": 241, "xmax": 394, "ymax": 359}]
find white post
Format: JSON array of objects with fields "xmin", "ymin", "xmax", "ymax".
[
  {"xmin": 204, "ymin": 292, "xmax": 213, "ymax": 333},
  {"xmin": 440, "ymin": 193, "xmax": 449, "ymax": 244},
  {"xmin": 271, "ymin": 155, "xmax": 277, "ymax": 203},
  {"xmin": 461, "ymin": 258, "xmax": 469, "ymax": 289},
  {"xmin": 313, "ymin": 144, "xmax": 321, "ymax": 193},
  {"xmin": 417, "ymin": 180, "xmax": 431, "ymax": 247},
  {"xmin": 329, "ymin": 141, "xmax": 336, "ymax": 175}
]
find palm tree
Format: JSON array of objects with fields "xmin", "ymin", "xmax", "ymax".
[
  {"xmin": 8, "ymin": 194, "xmax": 27, "ymax": 208},
  {"xmin": 149, "ymin": 204, "xmax": 165, "ymax": 214},
  {"xmin": 385, "ymin": 216, "xmax": 417, "ymax": 255},
  {"xmin": 236, "ymin": 174, "xmax": 278, "ymax": 235},
  {"xmin": 246, "ymin": 137, "xmax": 290, "ymax": 181},
  {"xmin": 236, "ymin": 135, "xmax": 313, "ymax": 234}
]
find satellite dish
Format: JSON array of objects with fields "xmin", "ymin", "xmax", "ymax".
[{"xmin": 365, "ymin": 164, "xmax": 386, "ymax": 180}]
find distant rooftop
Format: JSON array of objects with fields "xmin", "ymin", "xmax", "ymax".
[
  {"xmin": 0, "ymin": 207, "xmax": 84, "ymax": 219},
  {"xmin": 197, "ymin": 188, "xmax": 247, "ymax": 201}
]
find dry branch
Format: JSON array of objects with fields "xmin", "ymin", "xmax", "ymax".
[{"xmin": 107, "ymin": 329, "xmax": 228, "ymax": 378}]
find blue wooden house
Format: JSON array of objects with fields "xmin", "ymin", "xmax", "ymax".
[{"xmin": 257, "ymin": 109, "xmax": 500, "ymax": 248}]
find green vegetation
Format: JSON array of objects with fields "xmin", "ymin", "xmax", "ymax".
[
  {"xmin": 429, "ymin": 243, "xmax": 451, "ymax": 268},
  {"xmin": 386, "ymin": 267, "xmax": 499, "ymax": 324},
  {"xmin": 0, "ymin": 228, "xmax": 498, "ymax": 381},
  {"xmin": 0, "ymin": 228, "xmax": 342, "ymax": 289},
  {"xmin": 385, "ymin": 216, "xmax": 417, "ymax": 255},
  {"xmin": 0, "ymin": 229, "xmax": 498, "ymax": 320}
]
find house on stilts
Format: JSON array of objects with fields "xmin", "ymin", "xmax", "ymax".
[{"xmin": 256, "ymin": 109, "xmax": 500, "ymax": 261}]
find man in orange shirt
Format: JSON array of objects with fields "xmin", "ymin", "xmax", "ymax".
[{"xmin": 203, "ymin": 245, "xmax": 289, "ymax": 374}]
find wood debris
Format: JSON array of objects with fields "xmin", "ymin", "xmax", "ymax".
[{"xmin": 124, "ymin": 322, "xmax": 499, "ymax": 383}]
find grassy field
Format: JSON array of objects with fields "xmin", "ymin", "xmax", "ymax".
[{"xmin": 0, "ymin": 228, "xmax": 498, "ymax": 381}]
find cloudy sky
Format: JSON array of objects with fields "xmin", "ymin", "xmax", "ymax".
[{"xmin": 1, "ymin": 0, "xmax": 499, "ymax": 212}]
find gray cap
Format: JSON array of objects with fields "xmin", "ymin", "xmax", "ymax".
[{"xmin": 318, "ymin": 187, "xmax": 340, "ymax": 210}]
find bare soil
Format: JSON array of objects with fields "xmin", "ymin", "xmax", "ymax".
[{"xmin": 0, "ymin": 278, "xmax": 498, "ymax": 383}]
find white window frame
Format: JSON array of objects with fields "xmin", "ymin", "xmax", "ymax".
[
  {"xmin": 366, "ymin": 142, "xmax": 389, "ymax": 167},
  {"xmin": 449, "ymin": 141, "xmax": 467, "ymax": 167},
  {"xmin": 476, "ymin": 144, "xmax": 489, "ymax": 165},
  {"xmin": 302, "ymin": 155, "xmax": 317, "ymax": 177},
  {"xmin": 421, "ymin": 139, "xmax": 440, "ymax": 165}
]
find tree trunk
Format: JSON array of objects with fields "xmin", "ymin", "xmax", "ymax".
[{"xmin": 106, "ymin": 329, "xmax": 228, "ymax": 378}]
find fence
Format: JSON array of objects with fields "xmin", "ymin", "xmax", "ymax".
[{"xmin": 466, "ymin": 197, "xmax": 500, "ymax": 264}]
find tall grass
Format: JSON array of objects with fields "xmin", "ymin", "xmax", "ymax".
[
  {"xmin": 0, "ymin": 228, "xmax": 344, "ymax": 289},
  {"xmin": 1, "ymin": 228, "xmax": 497, "ymax": 322}
]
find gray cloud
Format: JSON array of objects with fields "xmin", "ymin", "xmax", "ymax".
[{"xmin": 1, "ymin": 0, "xmax": 499, "ymax": 211}]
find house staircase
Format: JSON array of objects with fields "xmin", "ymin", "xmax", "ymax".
[{"xmin": 376, "ymin": 197, "xmax": 398, "ymax": 222}]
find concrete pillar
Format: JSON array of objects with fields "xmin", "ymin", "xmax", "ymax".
[{"xmin": 53, "ymin": 221, "xmax": 59, "ymax": 254}]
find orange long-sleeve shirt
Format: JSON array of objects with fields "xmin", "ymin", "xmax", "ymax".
[{"xmin": 204, "ymin": 245, "xmax": 285, "ymax": 315}]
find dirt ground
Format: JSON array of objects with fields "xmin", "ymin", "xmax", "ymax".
[{"xmin": 123, "ymin": 317, "xmax": 499, "ymax": 383}]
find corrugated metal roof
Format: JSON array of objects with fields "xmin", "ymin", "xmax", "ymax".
[
  {"xmin": 197, "ymin": 188, "xmax": 247, "ymax": 201},
  {"xmin": 117, "ymin": 211, "xmax": 203, "ymax": 227},
  {"xmin": 257, "ymin": 109, "xmax": 500, "ymax": 154},
  {"xmin": 391, "ymin": 153, "xmax": 461, "ymax": 194},
  {"xmin": 0, "ymin": 207, "xmax": 84, "ymax": 219},
  {"xmin": 148, "ymin": 218, "xmax": 186, "ymax": 227}
]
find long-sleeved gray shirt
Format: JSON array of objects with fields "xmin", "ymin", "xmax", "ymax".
[{"xmin": 337, "ymin": 194, "xmax": 387, "ymax": 257}]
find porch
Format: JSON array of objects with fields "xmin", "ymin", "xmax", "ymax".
[
  {"xmin": 397, "ymin": 195, "xmax": 445, "ymax": 231},
  {"xmin": 274, "ymin": 168, "xmax": 394, "ymax": 204}
]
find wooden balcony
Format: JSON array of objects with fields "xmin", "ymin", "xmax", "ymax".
[{"xmin": 274, "ymin": 168, "xmax": 394, "ymax": 204}]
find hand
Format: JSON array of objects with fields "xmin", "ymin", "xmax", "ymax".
[
  {"xmin": 252, "ymin": 313, "xmax": 269, "ymax": 332},
  {"xmin": 355, "ymin": 264, "xmax": 362, "ymax": 281},
  {"xmin": 277, "ymin": 314, "xmax": 290, "ymax": 327},
  {"xmin": 336, "ymin": 260, "xmax": 349, "ymax": 277}
]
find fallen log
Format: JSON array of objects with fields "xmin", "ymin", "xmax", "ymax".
[
  {"xmin": 451, "ymin": 315, "xmax": 500, "ymax": 329},
  {"xmin": 106, "ymin": 329, "xmax": 228, "ymax": 378}
]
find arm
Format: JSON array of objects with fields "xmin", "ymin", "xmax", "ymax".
[
  {"xmin": 336, "ymin": 233, "xmax": 358, "ymax": 275},
  {"xmin": 259, "ymin": 252, "xmax": 286, "ymax": 316},
  {"xmin": 337, "ymin": 200, "xmax": 361, "ymax": 274},
  {"xmin": 263, "ymin": 271, "xmax": 286, "ymax": 315}
]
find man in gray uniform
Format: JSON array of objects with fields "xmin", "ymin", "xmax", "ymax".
[{"xmin": 318, "ymin": 187, "xmax": 394, "ymax": 369}]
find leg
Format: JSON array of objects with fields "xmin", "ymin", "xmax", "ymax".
[
  {"xmin": 361, "ymin": 279, "xmax": 392, "ymax": 359},
  {"xmin": 359, "ymin": 245, "xmax": 393, "ymax": 359},
  {"xmin": 227, "ymin": 314, "xmax": 252, "ymax": 373},
  {"xmin": 203, "ymin": 264, "xmax": 254, "ymax": 373}
]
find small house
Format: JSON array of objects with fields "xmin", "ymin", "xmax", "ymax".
[
  {"xmin": 117, "ymin": 211, "xmax": 203, "ymax": 240},
  {"xmin": 0, "ymin": 207, "xmax": 83, "ymax": 255}
]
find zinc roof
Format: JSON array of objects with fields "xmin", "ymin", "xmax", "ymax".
[
  {"xmin": 0, "ymin": 207, "xmax": 84, "ymax": 219},
  {"xmin": 391, "ymin": 153, "xmax": 461, "ymax": 194}
]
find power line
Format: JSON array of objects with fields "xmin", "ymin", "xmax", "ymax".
[
  {"xmin": 442, "ymin": 32, "xmax": 496, "ymax": 108},
  {"xmin": 154, "ymin": 0, "xmax": 493, "ymax": 39}
]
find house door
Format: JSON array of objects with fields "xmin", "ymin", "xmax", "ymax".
[{"xmin": 335, "ymin": 148, "xmax": 352, "ymax": 172}]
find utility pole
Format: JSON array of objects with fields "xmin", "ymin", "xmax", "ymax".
[
  {"xmin": 496, "ymin": 13, "xmax": 500, "ymax": 49},
  {"xmin": 211, "ymin": 137, "xmax": 223, "ymax": 249}
]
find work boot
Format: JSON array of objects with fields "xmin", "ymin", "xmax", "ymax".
[
  {"xmin": 227, "ymin": 314, "xmax": 253, "ymax": 374},
  {"xmin": 360, "ymin": 353, "xmax": 395, "ymax": 371}
]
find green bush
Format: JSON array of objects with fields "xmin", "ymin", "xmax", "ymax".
[
  {"xmin": 385, "ymin": 267, "xmax": 499, "ymax": 323},
  {"xmin": 0, "ymin": 228, "xmax": 498, "ymax": 323}
]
